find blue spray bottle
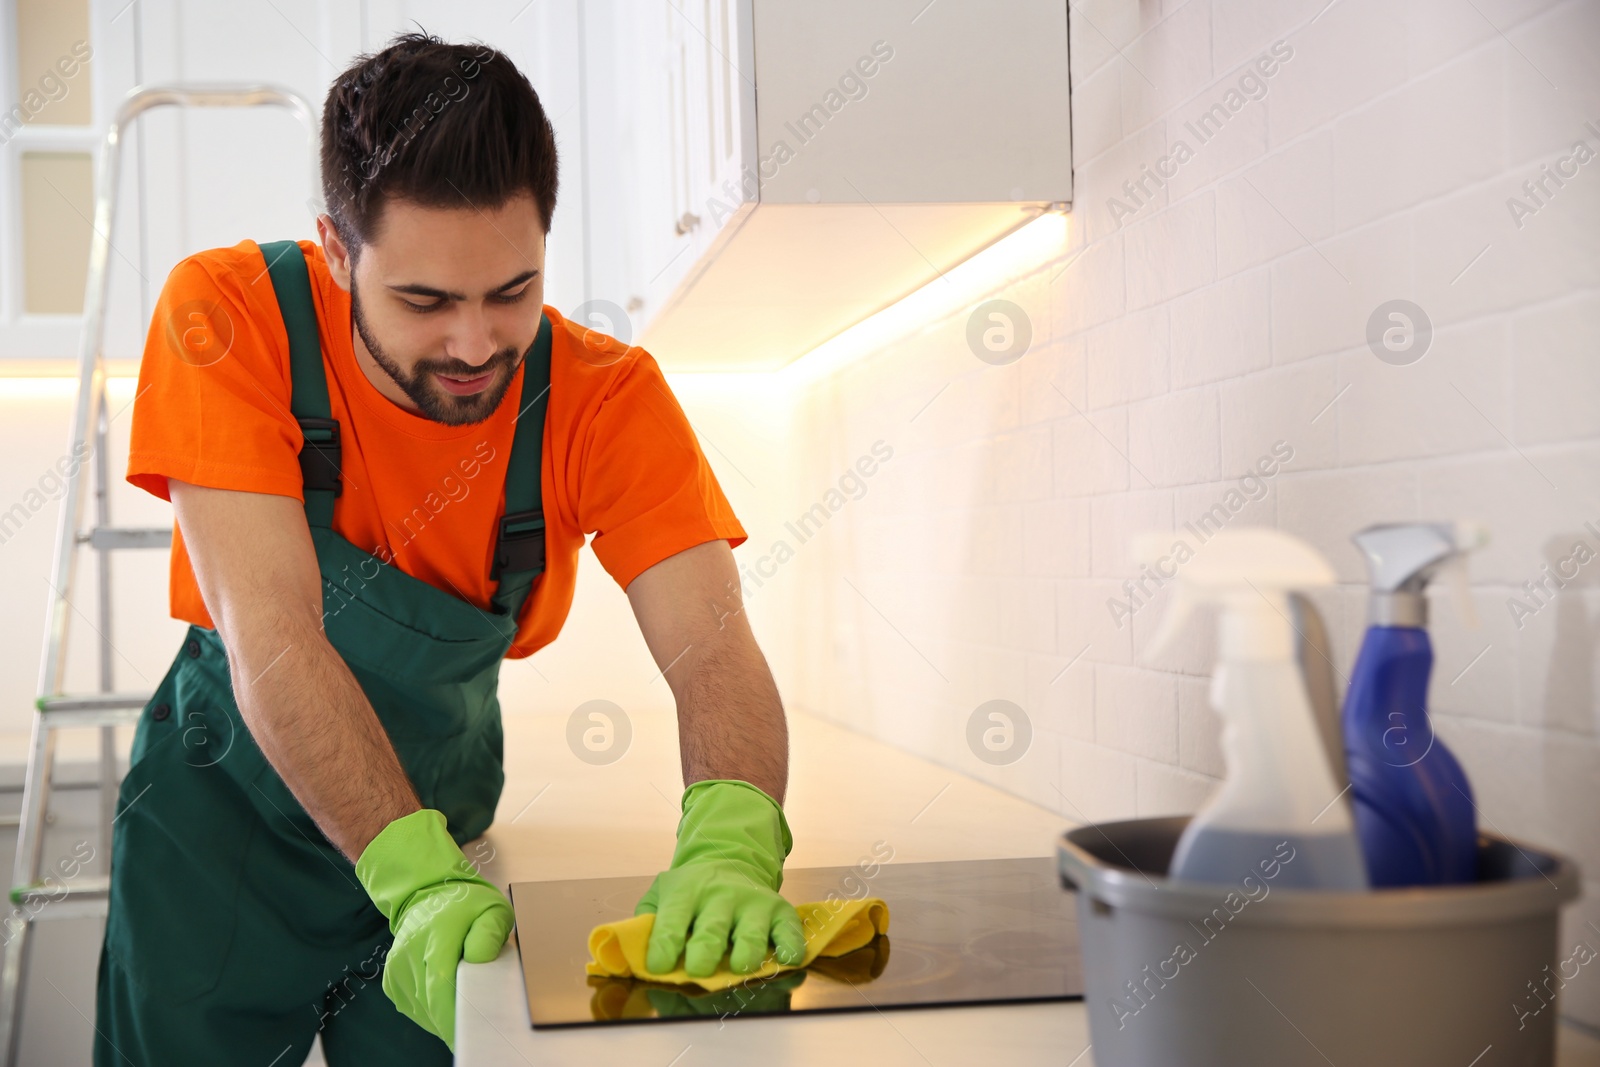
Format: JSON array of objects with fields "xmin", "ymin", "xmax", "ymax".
[{"xmin": 1342, "ymin": 522, "xmax": 1487, "ymax": 887}]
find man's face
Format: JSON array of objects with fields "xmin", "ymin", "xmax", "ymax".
[{"xmin": 319, "ymin": 194, "xmax": 547, "ymax": 426}]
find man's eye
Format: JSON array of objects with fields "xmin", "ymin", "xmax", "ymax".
[{"xmin": 401, "ymin": 290, "xmax": 528, "ymax": 313}]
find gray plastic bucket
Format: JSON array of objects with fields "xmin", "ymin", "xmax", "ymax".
[{"xmin": 1057, "ymin": 816, "xmax": 1581, "ymax": 1067}]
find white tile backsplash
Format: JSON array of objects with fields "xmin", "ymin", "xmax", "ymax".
[
  {"xmin": 1513, "ymin": 294, "xmax": 1600, "ymax": 446},
  {"xmin": 1094, "ymin": 662, "xmax": 1180, "ymax": 763},
  {"xmin": 1210, "ymin": 0, "xmax": 1327, "ymax": 74},
  {"xmin": 1215, "ymin": 129, "xmax": 1336, "ymax": 276},
  {"xmin": 1090, "ymin": 488, "xmax": 1175, "ymax": 580},
  {"xmin": 1022, "ymin": 496, "xmax": 1093, "ymax": 579},
  {"xmin": 1218, "ymin": 356, "xmax": 1340, "ymax": 472},
  {"xmin": 1334, "ymin": 319, "xmax": 1513, "ymax": 465},
  {"xmin": 1117, "ymin": 0, "xmax": 1215, "ymax": 132},
  {"xmin": 1025, "ymin": 648, "xmax": 1096, "ymax": 741},
  {"xmin": 1262, "ymin": 0, "xmax": 1409, "ymax": 148},
  {"xmin": 1169, "ymin": 267, "xmax": 1272, "ymax": 388},
  {"xmin": 1052, "ymin": 232, "xmax": 1128, "ymax": 336},
  {"xmin": 1052, "ymin": 404, "xmax": 1132, "ymax": 495},
  {"xmin": 1331, "ymin": 48, "xmax": 1507, "ymax": 230},
  {"xmin": 1413, "ymin": 174, "xmax": 1600, "ymax": 327},
  {"xmin": 1127, "ymin": 386, "xmax": 1222, "ymax": 487},
  {"xmin": 1503, "ymin": 2, "xmax": 1600, "ymax": 163},
  {"xmin": 1075, "ymin": 118, "xmax": 1171, "ymax": 244},
  {"xmin": 1086, "ymin": 304, "xmax": 1170, "ymax": 407},
  {"xmin": 1124, "ymin": 191, "xmax": 1219, "ymax": 309},
  {"xmin": 1268, "ymin": 213, "xmax": 1416, "ymax": 364},
  {"xmin": 1164, "ymin": 86, "xmax": 1270, "ymax": 205}
]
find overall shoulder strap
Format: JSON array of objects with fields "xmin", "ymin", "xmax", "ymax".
[
  {"xmin": 489, "ymin": 311, "xmax": 554, "ymax": 618},
  {"xmin": 258, "ymin": 239, "xmax": 341, "ymax": 529}
]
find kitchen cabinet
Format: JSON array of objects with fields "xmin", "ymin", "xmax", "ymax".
[
  {"xmin": 576, "ymin": 0, "xmax": 1073, "ymax": 371},
  {"xmin": 576, "ymin": 0, "xmax": 746, "ymax": 345}
]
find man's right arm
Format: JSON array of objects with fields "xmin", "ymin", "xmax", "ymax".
[
  {"xmin": 169, "ymin": 478, "xmax": 420, "ymax": 862},
  {"xmin": 171, "ymin": 476, "xmax": 516, "ymax": 1045}
]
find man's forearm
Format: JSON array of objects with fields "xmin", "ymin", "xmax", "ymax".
[
  {"xmin": 624, "ymin": 538, "xmax": 791, "ymax": 805},
  {"xmin": 219, "ymin": 610, "xmax": 419, "ymax": 862},
  {"xmin": 673, "ymin": 624, "xmax": 789, "ymax": 805}
]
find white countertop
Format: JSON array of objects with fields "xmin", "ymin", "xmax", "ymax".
[{"xmin": 454, "ymin": 709, "xmax": 1600, "ymax": 1067}]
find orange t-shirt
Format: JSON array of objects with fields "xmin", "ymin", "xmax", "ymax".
[{"xmin": 126, "ymin": 238, "xmax": 746, "ymax": 659}]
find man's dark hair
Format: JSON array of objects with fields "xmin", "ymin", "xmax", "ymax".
[{"xmin": 320, "ymin": 30, "xmax": 558, "ymax": 260}]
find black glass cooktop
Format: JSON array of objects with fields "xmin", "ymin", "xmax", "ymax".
[{"xmin": 509, "ymin": 856, "xmax": 1082, "ymax": 1028}]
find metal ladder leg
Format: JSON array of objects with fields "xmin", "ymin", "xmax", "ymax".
[
  {"xmin": 0, "ymin": 718, "xmax": 58, "ymax": 1065},
  {"xmin": 0, "ymin": 81, "xmax": 318, "ymax": 1066},
  {"xmin": 95, "ymin": 401, "xmax": 120, "ymax": 870}
]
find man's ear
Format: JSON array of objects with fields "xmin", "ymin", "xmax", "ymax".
[{"xmin": 317, "ymin": 214, "xmax": 354, "ymax": 291}]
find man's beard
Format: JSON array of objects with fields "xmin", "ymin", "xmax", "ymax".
[{"xmin": 350, "ymin": 278, "xmax": 524, "ymax": 427}]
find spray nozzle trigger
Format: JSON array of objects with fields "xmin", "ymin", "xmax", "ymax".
[
  {"xmin": 1352, "ymin": 520, "xmax": 1488, "ymax": 628},
  {"xmin": 1131, "ymin": 528, "xmax": 1335, "ymax": 664}
]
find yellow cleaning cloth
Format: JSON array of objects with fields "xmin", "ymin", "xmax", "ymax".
[{"xmin": 585, "ymin": 897, "xmax": 890, "ymax": 991}]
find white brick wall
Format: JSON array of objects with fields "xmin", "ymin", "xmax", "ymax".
[{"xmin": 776, "ymin": 0, "xmax": 1600, "ymax": 1029}]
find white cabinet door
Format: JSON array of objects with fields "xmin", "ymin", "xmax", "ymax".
[
  {"xmin": 650, "ymin": 0, "xmax": 707, "ymax": 312},
  {"xmin": 679, "ymin": 0, "xmax": 755, "ymax": 260},
  {"xmin": 578, "ymin": 0, "xmax": 689, "ymax": 341},
  {"xmin": 578, "ymin": 0, "xmax": 755, "ymax": 344}
]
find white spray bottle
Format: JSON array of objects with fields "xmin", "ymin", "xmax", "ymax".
[{"xmin": 1136, "ymin": 527, "xmax": 1369, "ymax": 890}]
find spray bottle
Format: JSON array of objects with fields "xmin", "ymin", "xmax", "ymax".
[
  {"xmin": 1137, "ymin": 527, "xmax": 1368, "ymax": 890},
  {"xmin": 1343, "ymin": 521, "xmax": 1487, "ymax": 887}
]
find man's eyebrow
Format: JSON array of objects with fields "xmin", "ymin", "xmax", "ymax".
[{"xmin": 386, "ymin": 268, "xmax": 539, "ymax": 300}]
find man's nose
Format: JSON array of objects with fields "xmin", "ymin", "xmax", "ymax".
[{"xmin": 446, "ymin": 303, "xmax": 499, "ymax": 368}]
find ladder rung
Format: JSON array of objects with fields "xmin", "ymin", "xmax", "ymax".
[
  {"xmin": 82, "ymin": 526, "xmax": 172, "ymax": 550},
  {"xmin": 10, "ymin": 877, "xmax": 109, "ymax": 907},
  {"xmin": 34, "ymin": 693, "xmax": 151, "ymax": 727},
  {"xmin": 5, "ymin": 878, "xmax": 110, "ymax": 923},
  {"xmin": 10, "ymin": 876, "xmax": 109, "ymax": 907},
  {"xmin": 37, "ymin": 693, "xmax": 151, "ymax": 712}
]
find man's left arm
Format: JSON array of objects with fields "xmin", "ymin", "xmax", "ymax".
[
  {"xmin": 625, "ymin": 538, "xmax": 806, "ymax": 976},
  {"xmin": 626, "ymin": 538, "xmax": 787, "ymax": 800}
]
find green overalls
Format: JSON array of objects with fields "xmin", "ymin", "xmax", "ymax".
[{"xmin": 94, "ymin": 240, "xmax": 552, "ymax": 1065}]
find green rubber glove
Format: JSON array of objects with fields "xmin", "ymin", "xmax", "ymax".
[
  {"xmin": 355, "ymin": 808, "xmax": 514, "ymax": 1051},
  {"xmin": 634, "ymin": 779, "xmax": 807, "ymax": 978}
]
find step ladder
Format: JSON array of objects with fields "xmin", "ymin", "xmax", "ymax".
[{"xmin": 0, "ymin": 82, "xmax": 320, "ymax": 1065}]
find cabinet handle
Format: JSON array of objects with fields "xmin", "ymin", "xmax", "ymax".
[{"xmin": 675, "ymin": 211, "xmax": 701, "ymax": 235}]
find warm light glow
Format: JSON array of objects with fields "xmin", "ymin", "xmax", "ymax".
[
  {"xmin": 0, "ymin": 371, "xmax": 141, "ymax": 396},
  {"xmin": 0, "ymin": 377, "xmax": 82, "ymax": 398},
  {"xmin": 669, "ymin": 208, "xmax": 1071, "ymax": 391},
  {"xmin": 784, "ymin": 209, "xmax": 1069, "ymax": 387}
]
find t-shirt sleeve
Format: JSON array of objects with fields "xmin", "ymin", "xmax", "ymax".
[
  {"xmin": 577, "ymin": 349, "xmax": 747, "ymax": 590},
  {"xmin": 126, "ymin": 251, "xmax": 305, "ymax": 503}
]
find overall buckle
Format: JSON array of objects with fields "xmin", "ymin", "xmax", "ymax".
[
  {"xmin": 297, "ymin": 416, "xmax": 342, "ymax": 497},
  {"xmin": 493, "ymin": 509, "xmax": 546, "ymax": 580}
]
